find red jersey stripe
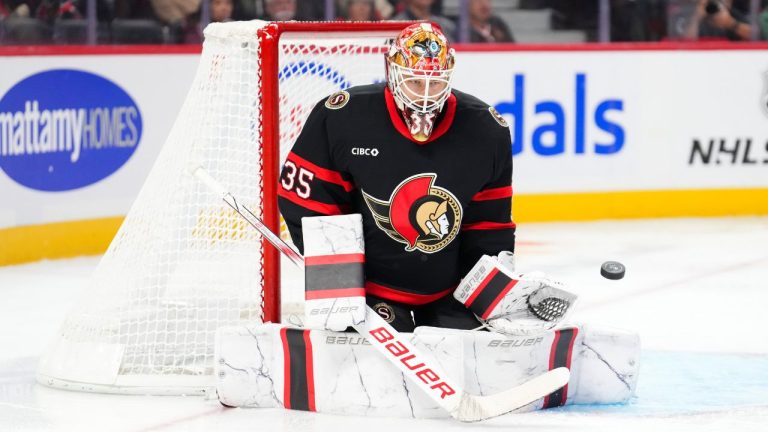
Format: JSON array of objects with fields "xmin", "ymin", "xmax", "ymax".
[
  {"xmin": 365, "ymin": 281, "xmax": 454, "ymax": 306},
  {"xmin": 472, "ymin": 186, "xmax": 513, "ymax": 201},
  {"xmin": 286, "ymin": 152, "xmax": 355, "ymax": 192},
  {"xmin": 461, "ymin": 221, "xmax": 517, "ymax": 231}
]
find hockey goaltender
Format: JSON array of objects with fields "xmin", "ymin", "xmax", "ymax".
[{"xmin": 213, "ymin": 23, "xmax": 640, "ymax": 420}]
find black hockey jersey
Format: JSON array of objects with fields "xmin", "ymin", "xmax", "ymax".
[{"xmin": 278, "ymin": 83, "xmax": 515, "ymax": 305}]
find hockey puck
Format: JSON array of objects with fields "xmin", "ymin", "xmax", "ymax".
[{"xmin": 600, "ymin": 261, "xmax": 626, "ymax": 280}]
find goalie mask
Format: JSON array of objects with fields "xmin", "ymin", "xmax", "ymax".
[{"xmin": 386, "ymin": 23, "xmax": 455, "ymax": 142}]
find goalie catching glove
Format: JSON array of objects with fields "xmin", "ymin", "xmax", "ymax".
[{"xmin": 454, "ymin": 253, "xmax": 577, "ymax": 336}]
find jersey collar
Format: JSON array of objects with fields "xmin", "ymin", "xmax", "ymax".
[{"xmin": 384, "ymin": 87, "xmax": 457, "ymax": 145}]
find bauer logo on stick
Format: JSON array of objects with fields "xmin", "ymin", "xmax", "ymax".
[{"xmin": 325, "ymin": 90, "xmax": 350, "ymax": 110}]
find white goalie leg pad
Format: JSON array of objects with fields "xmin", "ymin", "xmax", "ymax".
[
  {"xmin": 216, "ymin": 324, "xmax": 282, "ymax": 408},
  {"xmin": 216, "ymin": 323, "xmax": 638, "ymax": 417},
  {"xmin": 454, "ymin": 255, "xmax": 578, "ymax": 336},
  {"xmin": 569, "ymin": 324, "xmax": 641, "ymax": 404},
  {"xmin": 215, "ymin": 323, "xmax": 465, "ymax": 418},
  {"xmin": 302, "ymin": 214, "xmax": 366, "ymax": 331},
  {"xmin": 416, "ymin": 324, "xmax": 640, "ymax": 409}
]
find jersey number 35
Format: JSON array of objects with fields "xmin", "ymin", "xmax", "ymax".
[{"xmin": 281, "ymin": 160, "xmax": 314, "ymax": 199}]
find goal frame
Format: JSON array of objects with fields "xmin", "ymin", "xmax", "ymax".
[
  {"xmin": 35, "ymin": 20, "xmax": 413, "ymax": 396},
  {"xmin": 256, "ymin": 22, "xmax": 410, "ymax": 324}
]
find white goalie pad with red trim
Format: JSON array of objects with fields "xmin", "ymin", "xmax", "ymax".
[
  {"xmin": 214, "ymin": 323, "xmax": 640, "ymax": 417},
  {"xmin": 302, "ymin": 214, "xmax": 366, "ymax": 331},
  {"xmin": 215, "ymin": 323, "xmax": 463, "ymax": 417}
]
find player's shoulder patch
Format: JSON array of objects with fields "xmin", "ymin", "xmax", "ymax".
[
  {"xmin": 324, "ymin": 90, "xmax": 350, "ymax": 110},
  {"xmin": 488, "ymin": 106, "xmax": 509, "ymax": 127}
]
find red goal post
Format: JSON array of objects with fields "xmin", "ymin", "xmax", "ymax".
[{"xmin": 256, "ymin": 21, "xmax": 411, "ymax": 324}]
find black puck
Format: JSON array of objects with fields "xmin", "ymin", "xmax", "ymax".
[{"xmin": 600, "ymin": 261, "xmax": 626, "ymax": 280}]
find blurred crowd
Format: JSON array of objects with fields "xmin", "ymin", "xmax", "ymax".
[{"xmin": 0, "ymin": 0, "xmax": 767, "ymax": 45}]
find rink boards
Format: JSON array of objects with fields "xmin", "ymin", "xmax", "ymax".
[{"xmin": 1, "ymin": 43, "xmax": 768, "ymax": 264}]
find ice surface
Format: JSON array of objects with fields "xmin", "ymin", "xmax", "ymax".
[{"xmin": 1, "ymin": 217, "xmax": 766, "ymax": 431}]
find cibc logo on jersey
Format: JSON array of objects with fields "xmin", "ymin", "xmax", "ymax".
[
  {"xmin": 362, "ymin": 173, "xmax": 462, "ymax": 253},
  {"xmin": 352, "ymin": 147, "xmax": 379, "ymax": 156}
]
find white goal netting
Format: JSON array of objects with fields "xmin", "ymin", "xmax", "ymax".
[{"xmin": 37, "ymin": 21, "xmax": 404, "ymax": 395}]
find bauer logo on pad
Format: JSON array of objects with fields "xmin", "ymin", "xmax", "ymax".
[{"xmin": 0, "ymin": 69, "xmax": 143, "ymax": 192}]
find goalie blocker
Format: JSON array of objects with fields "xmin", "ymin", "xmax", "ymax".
[{"xmin": 302, "ymin": 215, "xmax": 366, "ymax": 331}]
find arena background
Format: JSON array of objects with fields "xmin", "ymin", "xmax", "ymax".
[{"xmin": 1, "ymin": 42, "xmax": 768, "ymax": 265}]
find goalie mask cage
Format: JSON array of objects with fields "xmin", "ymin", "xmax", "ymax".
[{"xmin": 37, "ymin": 20, "xmax": 410, "ymax": 395}]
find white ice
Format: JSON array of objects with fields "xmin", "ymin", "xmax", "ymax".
[{"xmin": 1, "ymin": 217, "xmax": 767, "ymax": 431}]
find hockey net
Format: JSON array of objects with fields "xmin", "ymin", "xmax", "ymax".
[{"xmin": 37, "ymin": 21, "xmax": 409, "ymax": 395}]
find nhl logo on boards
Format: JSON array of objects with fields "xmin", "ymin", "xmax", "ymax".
[
  {"xmin": 362, "ymin": 173, "xmax": 462, "ymax": 254},
  {"xmin": 325, "ymin": 90, "xmax": 350, "ymax": 110},
  {"xmin": 489, "ymin": 106, "xmax": 509, "ymax": 127}
]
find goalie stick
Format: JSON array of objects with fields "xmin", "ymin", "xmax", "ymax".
[{"xmin": 191, "ymin": 165, "xmax": 570, "ymax": 422}]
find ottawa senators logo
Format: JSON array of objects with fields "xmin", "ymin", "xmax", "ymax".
[
  {"xmin": 373, "ymin": 302, "xmax": 396, "ymax": 323},
  {"xmin": 362, "ymin": 174, "xmax": 462, "ymax": 253},
  {"xmin": 325, "ymin": 90, "xmax": 350, "ymax": 110},
  {"xmin": 489, "ymin": 106, "xmax": 508, "ymax": 127}
]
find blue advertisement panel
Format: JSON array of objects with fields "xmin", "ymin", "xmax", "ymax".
[{"xmin": 0, "ymin": 69, "xmax": 142, "ymax": 192}]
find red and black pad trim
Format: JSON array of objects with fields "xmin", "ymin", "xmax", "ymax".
[
  {"xmin": 305, "ymin": 253, "xmax": 365, "ymax": 300},
  {"xmin": 543, "ymin": 327, "xmax": 579, "ymax": 409},
  {"xmin": 463, "ymin": 268, "xmax": 519, "ymax": 320},
  {"xmin": 280, "ymin": 328, "xmax": 316, "ymax": 411}
]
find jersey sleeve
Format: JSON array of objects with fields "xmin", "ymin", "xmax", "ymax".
[
  {"xmin": 459, "ymin": 126, "xmax": 516, "ymax": 276},
  {"xmin": 278, "ymin": 100, "xmax": 354, "ymax": 254}
]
